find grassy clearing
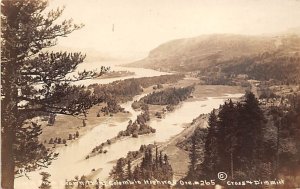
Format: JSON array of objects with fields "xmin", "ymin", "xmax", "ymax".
[{"xmin": 39, "ymin": 103, "xmax": 131, "ymax": 148}]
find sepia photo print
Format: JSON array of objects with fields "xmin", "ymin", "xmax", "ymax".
[{"xmin": 1, "ymin": 0, "xmax": 300, "ymax": 188}]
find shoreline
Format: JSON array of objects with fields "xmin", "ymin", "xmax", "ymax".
[
  {"xmin": 40, "ymin": 79, "xmax": 244, "ymax": 152},
  {"xmin": 96, "ymin": 70, "xmax": 135, "ymax": 79},
  {"xmin": 98, "ymin": 91, "xmax": 244, "ymax": 182},
  {"xmin": 161, "ymin": 114, "xmax": 208, "ymax": 180},
  {"xmin": 38, "ymin": 81, "xmax": 165, "ymax": 150},
  {"xmin": 37, "ymin": 75, "xmax": 246, "ymax": 182},
  {"xmin": 39, "ymin": 104, "xmax": 132, "ymax": 149}
]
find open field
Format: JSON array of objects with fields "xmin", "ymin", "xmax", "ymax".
[{"xmin": 39, "ymin": 104, "xmax": 131, "ymax": 148}]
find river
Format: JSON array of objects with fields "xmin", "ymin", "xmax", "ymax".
[
  {"xmin": 72, "ymin": 61, "xmax": 171, "ymax": 85},
  {"xmin": 14, "ymin": 61, "xmax": 243, "ymax": 189}
]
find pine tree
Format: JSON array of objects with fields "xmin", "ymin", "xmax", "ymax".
[
  {"xmin": 237, "ymin": 92, "xmax": 265, "ymax": 177},
  {"xmin": 217, "ymin": 100, "xmax": 238, "ymax": 177},
  {"xmin": 159, "ymin": 151, "xmax": 163, "ymax": 167},
  {"xmin": 1, "ymin": 1, "xmax": 107, "ymax": 188},
  {"xmin": 188, "ymin": 134, "xmax": 197, "ymax": 179},
  {"xmin": 227, "ymin": 100, "xmax": 238, "ymax": 179},
  {"xmin": 148, "ymin": 148, "xmax": 153, "ymax": 166},
  {"xmin": 203, "ymin": 109, "xmax": 219, "ymax": 179},
  {"xmin": 47, "ymin": 113, "xmax": 56, "ymax": 126},
  {"xmin": 127, "ymin": 160, "xmax": 132, "ymax": 180},
  {"xmin": 49, "ymin": 138, "xmax": 54, "ymax": 144},
  {"xmin": 133, "ymin": 165, "xmax": 141, "ymax": 180},
  {"xmin": 164, "ymin": 154, "xmax": 168, "ymax": 164},
  {"xmin": 155, "ymin": 146, "xmax": 158, "ymax": 168},
  {"xmin": 112, "ymin": 159, "xmax": 125, "ymax": 180},
  {"xmin": 39, "ymin": 172, "xmax": 51, "ymax": 189}
]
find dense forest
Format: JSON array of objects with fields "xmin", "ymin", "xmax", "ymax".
[
  {"xmin": 137, "ymin": 86, "xmax": 194, "ymax": 106},
  {"xmin": 199, "ymin": 52, "xmax": 300, "ymax": 85},
  {"xmin": 86, "ymin": 74, "xmax": 185, "ymax": 115},
  {"xmin": 182, "ymin": 92, "xmax": 300, "ymax": 188},
  {"xmin": 110, "ymin": 146, "xmax": 173, "ymax": 189},
  {"xmin": 89, "ymin": 74, "xmax": 184, "ymax": 103},
  {"xmin": 224, "ymin": 55, "xmax": 299, "ymax": 83}
]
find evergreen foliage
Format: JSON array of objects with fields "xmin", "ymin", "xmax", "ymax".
[
  {"xmin": 39, "ymin": 172, "xmax": 51, "ymax": 189},
  {"xmin": 1, "ymin": 1, "xmax": 107, "ymax": 188},
  {"xmin": 140, "ymin": 86, "xmax": 194, "ymax": 106},
  {"xmin": 184, "ymin": 92, "xmax": 300, "ymax": 187},
  {"xmin": 110, "ymin": 146, "xmax": 173, "ymax": 189},
  {"xmin": 90, "ymin": 74, "xmax": 185, "ymax": 103},
  {"xmin": 118, "ymin": 105, "xmax": 155, "ymax": 138}
]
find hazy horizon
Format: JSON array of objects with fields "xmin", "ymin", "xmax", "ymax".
[{"xmin": 48, "ymin": 0, "xmax": 300, "ymax": 60}]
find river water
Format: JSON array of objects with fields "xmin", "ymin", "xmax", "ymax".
[
  {"xmin": 72, "ymin": 61, "xmax": 170, "ymax": 86},
  {"xmin": 14, "ymin": 61, "xmax": 243, "ymax": 189}
]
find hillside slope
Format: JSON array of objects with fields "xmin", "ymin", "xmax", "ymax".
[
  {"xmin": 127, "ymin": 34, "xmax": 278, "ymax": 71},
  {"xmin": 127, "ymin": 34, "xmax": 300, "ymax": 83}
]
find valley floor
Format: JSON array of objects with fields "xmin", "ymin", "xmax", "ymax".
[{"xmin": 37, "ymin": 76, "xmax": 245, "ymax": 181}]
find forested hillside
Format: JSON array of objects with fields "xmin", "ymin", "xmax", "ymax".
[
  {"xmin": 127, "ymin": 34, "xmax": 300, "ymax": 84},
  {"xmin": 127, "ymin": 34, "xmax": 277, "ymax": 71},
  {"xmin": 181, "ymin": 92, "xmax": 300, "ymax": 188},
  {"xmin": 200, "ymin": 36, "xmax": 300, "ymax": 84}
]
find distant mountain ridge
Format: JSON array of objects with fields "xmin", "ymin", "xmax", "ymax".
[
  {"xmin": 127, "ymin": 34, "xmax": 278, "ymax": 71},
  {"xmin": 127, "ymin": 34, "xmax": 300, "ymax": 73}
]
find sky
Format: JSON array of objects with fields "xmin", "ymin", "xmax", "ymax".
[{"xmin": 48, "ymin": 0, "xmax": 300, "ymax": 60}]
